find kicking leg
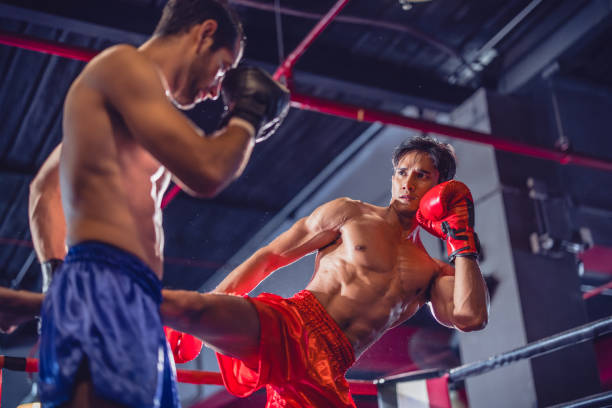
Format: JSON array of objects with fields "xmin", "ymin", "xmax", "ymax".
[{"xmin": 161, "ymin": 290, "xmax": 260, "ymax": 366}]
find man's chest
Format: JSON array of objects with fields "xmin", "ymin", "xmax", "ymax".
[{"xmin": 340, "ymin": 218, "xmax": 439, "ymax": 280}]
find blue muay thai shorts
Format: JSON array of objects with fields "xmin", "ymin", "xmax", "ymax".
[{"xmin": 39, "ymin": 241, "xmax": 180, "ymax": 408}]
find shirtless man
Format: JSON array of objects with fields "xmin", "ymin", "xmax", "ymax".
[
  {"xmin": 1, "ymin": 136, "xmax": 488, "ymax": 406},
  {"xmin": 160, "ymin": 136, "xmax": 490, "ymax": 407},
  {"xmin": 25, "ymin": 0, "xmax": 290, "ymax": 407}
]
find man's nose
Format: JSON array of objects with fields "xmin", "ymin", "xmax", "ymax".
[{"xmin": 403, "ymin": 173, "xmax": 416, "ymax": 191}]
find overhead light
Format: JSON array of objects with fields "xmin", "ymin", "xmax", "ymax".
[{"xmin": 398, "ymin": 0, "xmax": 433, "ymax": 11}]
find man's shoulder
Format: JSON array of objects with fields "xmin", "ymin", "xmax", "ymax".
[
  {"xmin": 313, "ymin": 197, "xmax": 380, "ymax": 223},
  {"xmin": 331, "ymin": 198, "xmax": 387, "ymax": 214},
  {"xmin": 308, "ymin": 198, "xmax": 388, "ymax": 233},
  {"xmin": 94, "ymin": 44, "xmax": 141, "ymax": 64},
  {"xmin": 84, "ymin": 45, "xmax": 153, "ymax": 81},
  {"xmin": 80, "ymin": 44, "xmax": 162, "ymax": 100},
  {"xmin": 321, "ymin": 197, "xmax": 366, "ymax": 213}
]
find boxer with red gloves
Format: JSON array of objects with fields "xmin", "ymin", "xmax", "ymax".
[
  {"xmin": 160, "ymin": 136, "xmax": 490, "ymax": 408},
  {"xmin": 416, "ymin": 180, "xmax": 480, "ymax": 262},
  {"xmin": 20, "ymin": 130, "xmax": 488, "ymax": 408}
]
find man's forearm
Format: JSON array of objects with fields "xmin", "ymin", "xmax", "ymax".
[
  {"xmin": 172, "ymin": 125, "xmax": 254, "ymax": 198},
  {"xmin": 0, "ymin": 287, "xmax": 44, "ymax": 332},
  {"xmin": 213, "ymin": 249, "xmax": 278, "ymax": 295},
  {"xmin": 451, "ymin": 257, "xmax": 489, "ymax": 330}
]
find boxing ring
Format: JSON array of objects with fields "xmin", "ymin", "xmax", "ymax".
[
  {"xmin": 1, "ymin": 1, "xmax": 612, "ymax": 407},
  {"xmin": 1, "ymin": 315, "xmax": 610, "ymax": 407}
]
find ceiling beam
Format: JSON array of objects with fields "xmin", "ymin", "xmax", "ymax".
[
  {"xmin": 0, "ymin": 0, "xmax": 157, "ymax": 40},
  {"xmin": 243, "ymin": 23, "xmax": 472, "ymax": 107},
  {"xmin": 498, "ymin": 0, "xmax": 612, "ymax": 93},
  {"xmin": 0, "ymin": 2, "xmax": 469, "ymax": 112}
]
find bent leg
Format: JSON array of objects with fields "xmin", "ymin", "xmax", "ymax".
[{"xmin": 161, "ymin": 290, "xmax": 260, "ymax": 365}]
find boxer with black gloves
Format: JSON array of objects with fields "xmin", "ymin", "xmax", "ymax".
[
  {"xmin": 221, "ymin": 65, "xmax": 290, "ymax": 142},
  {"xmin": 26, "ymin": 1, "xmax": 289, "ymax": 407}
]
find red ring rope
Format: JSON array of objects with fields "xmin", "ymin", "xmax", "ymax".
[{"xmin": 0, "ymin": 356, "xmax": 378, "ymax": 397}]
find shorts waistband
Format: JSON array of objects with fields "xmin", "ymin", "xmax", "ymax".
[
  {"xmin": 65, "ymin": 241, "xmax": 162, "ymax": 304},
  {"xmin": 290, "ymin": 290, "xmax": 355, "ymax": 373}
]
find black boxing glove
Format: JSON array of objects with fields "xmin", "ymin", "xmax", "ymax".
[
  {"xmin": 220, "ymin": 66, "xmax": 290, "ymax": 142},
  {"xmin": 41, "ymin": 258, "xmax": 63, "ymax": 293}
]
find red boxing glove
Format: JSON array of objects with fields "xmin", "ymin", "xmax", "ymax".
[
  {"xmin": 416, "ymin": 180, "xmax": 480, "ymax": 262},
  {"xmin": 164, "ymin": 326, "xmax": 203, "ymax": 364}
]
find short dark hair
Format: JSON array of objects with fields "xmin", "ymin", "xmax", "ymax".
[
  {"xmin": 154, "ymin": 0, "xmax": 244, "ymax": 52},
  {"xmin": 392, "ymin": 136, "xmax": 456, "ymax": 183}
]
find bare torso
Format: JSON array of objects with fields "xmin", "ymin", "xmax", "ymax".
[
  {"xmin": 305, "ymin": 200, "xmax": 441, "ymax": 357},
  {"xmin": 61, "ymin": 46, "xmax": 170, "ymax": 278}
]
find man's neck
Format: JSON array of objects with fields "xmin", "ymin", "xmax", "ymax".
[{"xmin": 387, "ymin": 205, "xmax": 417, "ymax": 235}]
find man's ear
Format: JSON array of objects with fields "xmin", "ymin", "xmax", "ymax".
[{"xmin": 196, "ymin": 19, "xmax": 218, "ymax": 52}]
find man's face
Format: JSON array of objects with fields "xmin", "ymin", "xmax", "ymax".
[
  {"xmin": 172, "ymin": 30, "xmax": 241, "ymax": 110},
  {"xmin": 391, "ymin": 151, "xmax": 440, "ymax": 214}
]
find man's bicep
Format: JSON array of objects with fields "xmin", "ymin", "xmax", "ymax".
[
  {"xmin": 428, "ymin": 275, "xmax": 455, "ymax": 328},
  {"xmin": 268, "ymin": 199, "xmax": 347, "ymax": 256},
  {"xmin": 267, "ymin": 218, "xmax": 339, "ymax": 263},
  {"xmin": 276, "ymin": 198, "xmax": 350, "ymax": 257},
  {"xmin": 123, "ymin": 99, "xmax": 202, "ymax": 158}
]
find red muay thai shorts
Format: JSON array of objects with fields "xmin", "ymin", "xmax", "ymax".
[{"xmin": 217, "ymin": 290, "xmax": 357, "ymax": 408}]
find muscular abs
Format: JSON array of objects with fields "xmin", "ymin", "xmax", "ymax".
[{"xmin": 306, "ymin": 207, "xmax": 440, "ymax": 357}]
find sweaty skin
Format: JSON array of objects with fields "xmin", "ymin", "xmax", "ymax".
[
  {"xmin": 181, "ymin": 151, "xmax": 490, "ymax": 360},
  {"xmin": 31, "ymin": 21, "xmax": 252, "ymax": 277},
  {"xmin": 6, "ymin": 153, "xmax": 488, "ymax": 366},
  {"xmin": 61, "ymin": 88, "xmax": 172, "ymax": 276},
  {"xmin": 24, "ymin": 20, "xmax": 256, "ymax": 408},
  {"xmin": 303, "ymin": 200, "xmax": 442, "ymax": 356}
]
